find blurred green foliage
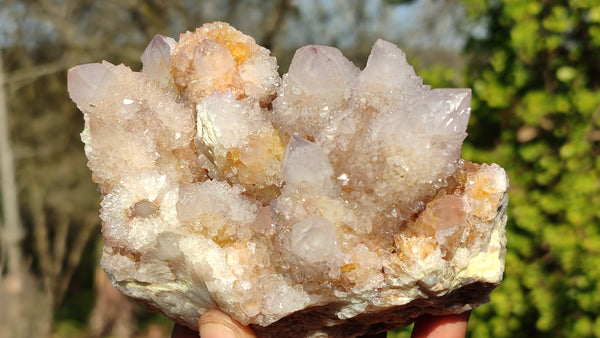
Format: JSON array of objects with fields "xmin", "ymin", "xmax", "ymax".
[
  {"xmin": 392, "ymin": 1, "xmax": 600, "ymax": 337},
  {"xmin": 458, "ymin": 0, "xmax": 600, "ymax": 337}
]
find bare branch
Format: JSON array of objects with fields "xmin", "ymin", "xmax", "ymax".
[
  {"xmin": 52, "ymin": 213, "xmax": 69, "ymax": 287},
  {"xmin": 29, "ymin": 184, "xmax": 53, "ymax": 295},
  {"xmin": 262, "ymin": 0, "xmax": 291, "ymax": 50},
  {"xmin": 56, "ymin": 219, "xmax": 97, "ymax": 305},
  {"xmin": 4, "ymin": 58, "xmax": 70, "ymax": 91}
]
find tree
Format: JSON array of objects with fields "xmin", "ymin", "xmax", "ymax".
[
  {"xmin": 0, "ymin": 40, "xmax": 22, "ymax": 285},
  {"xmin": 460, "ymin": 1, "xmax": 600, "ymax": 336}
]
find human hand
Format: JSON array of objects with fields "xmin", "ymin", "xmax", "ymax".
[
  {"xmin": 171, "ymin": 309, "xmax": 255, "ymax": 338},
  {"xmin": 171, "ymin": 309, "xmax": 470, "ymax": 338},
  {"xmin": 411, "ymin": 311, "xmax": 470, "ymax": 338}
]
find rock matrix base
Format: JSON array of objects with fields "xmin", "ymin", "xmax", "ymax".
[{"xmin": 68, "ymin": 22, "xmax": 508, "ymax": 337}]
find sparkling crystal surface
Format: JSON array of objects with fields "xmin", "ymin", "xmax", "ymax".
[{"xmin": 68, "ymin": 22, "xmax": 509, "ymax": 337}]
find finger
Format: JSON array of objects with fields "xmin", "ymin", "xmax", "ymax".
[
  {"xmin": 198, "ymin": 309, "xmax": 257, "ymax": 338},
  {"xmin": 411, "ymin": 311, "xmax": 471, "ymax": 338},
  {"xmin": 172, "ymin": 323, "xmax": 200, "ymax": 338}
]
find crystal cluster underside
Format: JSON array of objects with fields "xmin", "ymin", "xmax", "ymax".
[{"xmin": 68, "ymin": 22, "xmax": 508, "ymax": 337}]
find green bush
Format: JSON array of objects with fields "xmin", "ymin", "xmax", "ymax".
[{"xmin": 461, "ymin": 0, "xmax": 600, "ymax": 336}]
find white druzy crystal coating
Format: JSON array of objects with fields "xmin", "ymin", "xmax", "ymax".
[{"xmin": 67, "ymin": 22, "xmax": 508, "ymax": 337}]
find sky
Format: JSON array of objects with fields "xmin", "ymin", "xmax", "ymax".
[
  {"xmin": 283, "ymin": 0, "xmax": 466, "ymax": 51},
  {"xmin": 0, "ymin": 0, "xmax": 467, "ymax": 63}
]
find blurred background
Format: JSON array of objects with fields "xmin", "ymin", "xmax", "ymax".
[{"xmin": 0, "ymin": 0, "xmax": 598, "ymax": 337}]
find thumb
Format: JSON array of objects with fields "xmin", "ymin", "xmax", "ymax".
[
  {"xmin": 198, "ymin": 309, "xmax": 257, "ymax": 338},
  {"xmin": 411, "ymin": 311, "xmax": 471, "ymax": 338}
]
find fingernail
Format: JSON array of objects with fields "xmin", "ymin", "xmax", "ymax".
[{"xmin": 199, "ymin": 322, "xmax": 236, "ymax": 338}]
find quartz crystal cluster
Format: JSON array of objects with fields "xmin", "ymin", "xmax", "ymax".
[{"xmin": 68, "ymin": 22, "xmax": 508, "ymax": 337}]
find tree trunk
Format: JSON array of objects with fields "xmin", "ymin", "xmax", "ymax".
[
  {"xmin": 0, "ymin": 50, "xmax": 51, "ymax": 338},
  {"xmin": 89, "ymin": 265, "xmax": 136, "ymax": 338},
  {"xmin": 0, "ymin": 45, "xmax": 23, "ymax": 277}
]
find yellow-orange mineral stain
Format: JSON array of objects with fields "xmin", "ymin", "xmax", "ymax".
[
  {"xmin": 171, "ymin": 22, "xmax": 259, "ymax": 102},
  {"xmin": 206, "ymin": 26, "xmax": 252, "ymax": 65},
  {"xmin": 341, "ymin": 263, "xmax": 356, "ymax": 273},
  {"xmin": 211, "ymin": 129, "xmax": 284, "ymax": 200},
  {"xmin": 395, "ymin": 235, "xmax": 438, "ymax": 262},
  {"xmin": 465, "ymin": 164, "xmax": 505, "ymax": 221}
]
